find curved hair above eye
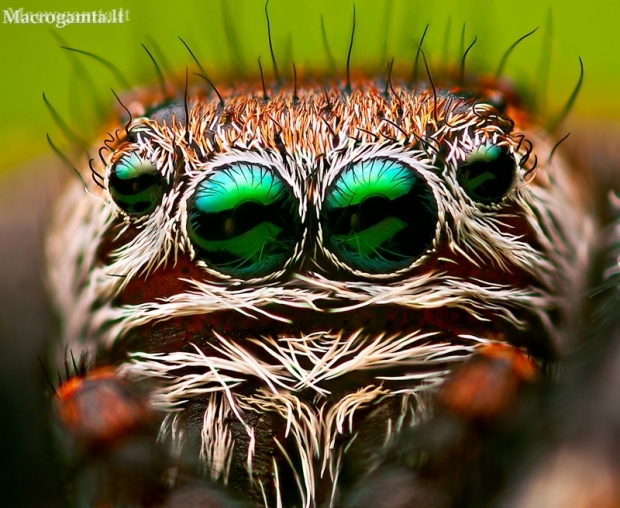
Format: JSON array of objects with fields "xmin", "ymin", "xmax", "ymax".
[
  {"xmin": 187, "ymin": 163, "xmax": 301, "ymax": 278},
  {"xmin": 322, "ymin": 158, "xmax": 438, "ymax": 274},
  {"xmin": 108, "ymin": 153, "xmax": 165, "ymax": 215},
  {"xmin": 457, "ymin": 143, "xmax": 516, "ymax": 204}
]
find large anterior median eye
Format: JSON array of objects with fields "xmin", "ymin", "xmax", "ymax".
[
  {"xmin": 187, "ymin": 163, "xmax": 301, "ymax": 278},
  {"xmin": 457, "ymin": 143, "xmax": 516, "ymax": 204},
  {"xmin": 109, "ymin": 153, "xmax": 165, "ymax": 215},
  {"xmin": 322, "ymin": 158, "xmax": 438, "ymax": 274}
]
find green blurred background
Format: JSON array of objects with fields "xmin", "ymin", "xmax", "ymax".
[{"xmin": 1, "ymin": 0, "xmax": 619, "ymax": 174}]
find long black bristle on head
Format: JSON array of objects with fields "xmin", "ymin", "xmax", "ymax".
[
  {"xmin": 459, "ymin": 23, "xmax": 466, "ymax": 68},
  {"xmin": 548, "ymin": 57, "xmax": 584, "ymax": 132},
  {"xmin": 101, "ymin": 130, "xmax": 116, "ymax": 153},
  {"xmin": 322, "ymin": 84, "xmax": 333, "ymax": 112},
  {"xmin": 195, "ymin": 73, "xmax": 225, "ymax": 109},
  {"xmin": 97, "ymin": 143, "xmax": 109, "ymax": 173},
  {"xmin": 318, "ymin": 111, "xmax": 338, "ymax": 142},
  {"xmin": 141, "ymin": 43, "xmax": 167, "ymax": 97},
  {"xmin": 110, "ymin": 89, "xmax": 133, "ymax": 140},
  {"xmin": 381, "ymin": 116, "xmax": 409, "ymax": 142},
  {"xmin": 356, "ymin": 127, "xmax": 380, "ymax": 140},
  {"xmin": 60, "ymin": 46, "xmax": 130, "ymax": 90},
  {"xmin": 459, "ymin": 35, "xmax": 477, "ymax": 85},
  {"xmin": 258, "ymin": 56, "xmax": 269, "ymax": 101},
  {"xmin": 63, "ymin": 345, "xmax": 71, "ymax": 381},
  {"xmin": 70, "ymin": 350, "xmax": 79, "ymax": 377},
  {"xmin": 383, "ymin": 58, "xmax": 394, "ymax": 98},
  {"xmin": 43, "ymin": 93, "xmax": 89, "ymax": 151},
  {"xmin": 345, "ymin": 4, "xmax": 356, "ymax": 94},
  {"xmin": 548, "ymin": 132, "xmax": 571, "ymax": 165},
  {"xmin": 519, "ymin": 138, "xmax": 536, "ymax": 172},
  {"xmin": 320, "ymin": 14, "xmax": 336, "ymax": 74},
  {"xmin": 265, "ymin": 0, "xmax": 280, "ymax": 83},
  {"xmin": 46, "ymin": 134, "xmax": 90, "ymax": 190},
  {"xmin": 97, "ymin": 141, "xmax": 110, "ymax": 187},
  {"xmin": 38, "ymin": 356, "xmax": 57, "ymax": 396},
  {"xmin": 528, "ymin": 154, "xmax": 538, "ymax": 174},
  {"xmin": 78, "ymin": 352, "xmax": 88, "ymax": 376},
  {"xmin": 269, "ymin": 115, "xmax": 289, "ymax": 163},
  {"xmin": 183, "ymin": 67, "xmax": 190, "ymax": 143},
  {"xmin": 514, "ymin": 133, "xmax": 526, "ymax": 153},
  {"xmin": 292, "ymin": 63, "xmax": 299, "ymax": 103},
  {"xmin": 178, "ymin": 37, "xmax": 208, "ymax": 80},
  {"xmin": 179, "ymin": 38, "xmax": 222, "ymax": 107},
  {"xmin": 412, "ymin": 24, "xmax": 429, "ymax": 83},
  {"xmin": 88, "ymin": 158, "xmax": 105, "ymax": 189},
  {"xmin": 420, "ymin": 50, "xmax": 437, "ymax": 122},
  {"xmin": 495, "ymin": 27, "xmax": 539, "ymax": 79}
]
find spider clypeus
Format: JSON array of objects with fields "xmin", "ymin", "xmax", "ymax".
[{"xmin": 14, "ymin": 3, "xmax": 620, "ymax": 508}]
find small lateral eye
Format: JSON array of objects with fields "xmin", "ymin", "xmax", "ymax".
[
  {"xmin": 322, "ymin": 158, "xmax": 438, "ymax": 275},
  {"xmin": 187, "ymin": 163, "xmax": 301, "ymax": 278},
  {"xmin": 109, "ymin": 153, "xmax": 165, "ymax": 215},
  {"xmin": 457, "ymin": 143, "xmax": 516, "ymax": 204}
]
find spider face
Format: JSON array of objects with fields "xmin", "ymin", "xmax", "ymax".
[{"xmin": 47, "ymin": 77, "xmax": 593, "ymax": 506}]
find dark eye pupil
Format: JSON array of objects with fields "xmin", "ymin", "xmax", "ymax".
[
  {"xmin": 458, "ymin": 144, "xmax": 515, "ymax": 203},
  {"xmin": 341, "ymin": 196, "xmax": 389, "ymax": 232},
  {"xmin": 109, "ymin": 154, "xmax": 164, "ymax": 215},
  {"xmin": 187, "ymin": 164, "xmax": 301, "ymax": 278},
  {"xmin": 323, "ymin": 158, "xmax": 438, "ymax": 274},
  {"xmin": 192, "ymin": 200, "xmax": 282, "ymax": 240}
]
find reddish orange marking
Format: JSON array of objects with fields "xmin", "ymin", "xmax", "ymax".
[
  {"xmin": 438, "ymin": 343, "xmax": 538, "ymax": 422},
  {"xmin": 55, "ymin": 369, "xmax": 154, "ymax": 450}
]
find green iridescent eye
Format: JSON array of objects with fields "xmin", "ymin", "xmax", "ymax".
[
  {"xmin": 109, "ymin": 153, "xmax": 165, "ymax": 215},
  {"xmin": 457, "ymin": 143, "xmax": 516, "ymax": 203},
  {"xmin": 322, "ymin": 158, "xmax": 438, "ymax": 274},
  {"xmin": 187, "ymin": 163, "xmax": 301, "ymax": 278}
]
